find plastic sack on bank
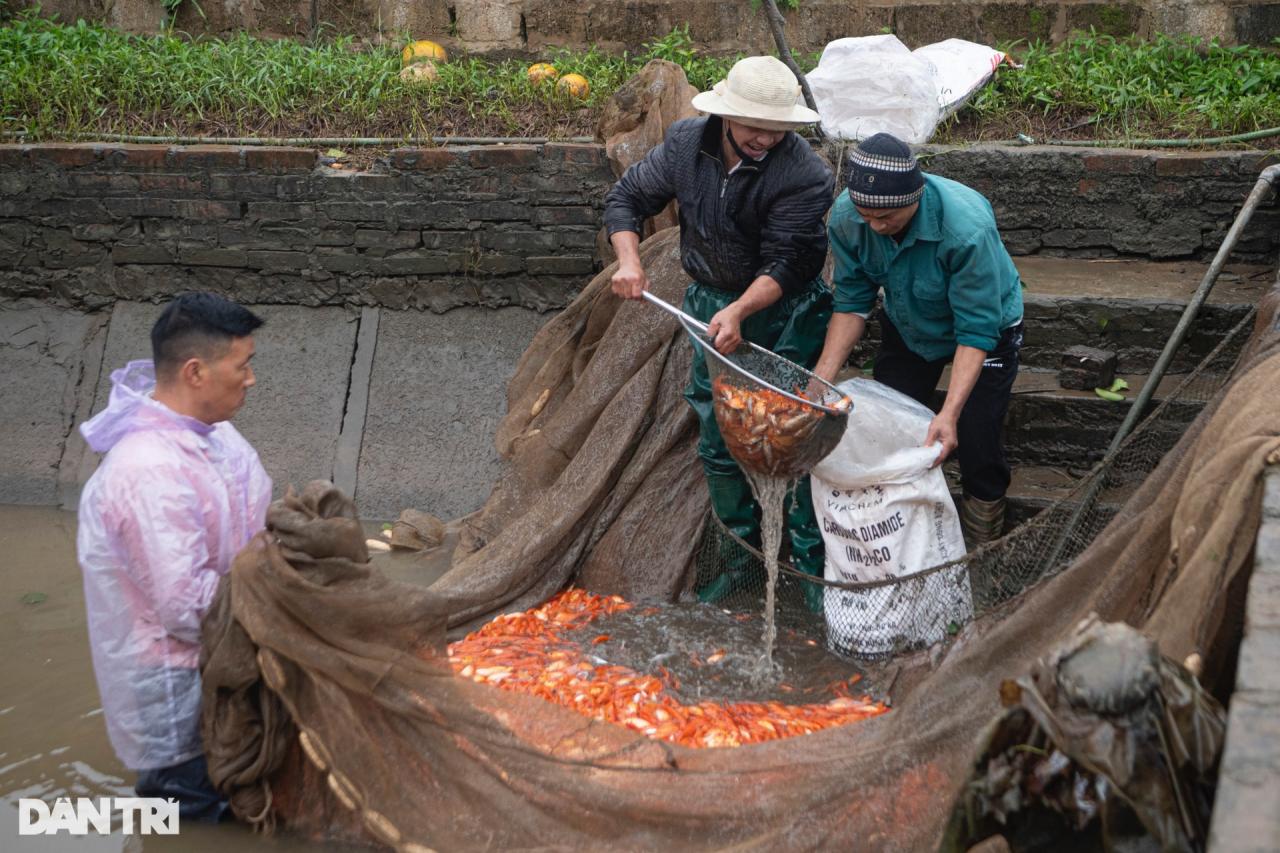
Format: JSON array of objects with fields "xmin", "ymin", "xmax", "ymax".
[
  {"xmin": 807, "ymin": 35, "xmax": 1008, "ymax": 143},
  {"xmin": 810, "ymin": 378, "xmax": 972, "ymax": 657}
]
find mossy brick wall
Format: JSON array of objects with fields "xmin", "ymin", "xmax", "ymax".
[
  {"xmin": 921, "ymin": 144, "xmax": 1280, "ymax": 262},
  {"xmin": 0, "ymin": 143, "xmax": 614, "ymax": 312},
  {"xmin": 0, "ymin": 142, "xmax": 1277, "ymax": 313},
  {"xmin": 18, "ymin": 0, "xmax": 1280, "ymax": 50}
]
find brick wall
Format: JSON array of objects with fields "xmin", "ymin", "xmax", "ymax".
[
  {"xmin": 1, "ymin": 142, "xmax": 1277, "ymax": 313},
  {"xmin": 21, "ymin": 0, "xmax": 1280, "ymax": 50},
  {"xmin": 922, "ymin": 145, "xmax": 1280, "ymax": 262},
  {"xmin": 0, "ymin": 142, "xmax": 614, "ymax": 313}
]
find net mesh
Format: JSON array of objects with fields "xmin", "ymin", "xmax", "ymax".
[
  {"xmin": 200, "ymin": 233, "xmax": 1280, "ymax": 851},
  {"xmin": 673, "ymin": 311, "xmax": 849, "ymax": 481},
  {"xmin": 693, "ymin": 308, "xmax": 1257, "ymax": 660}
]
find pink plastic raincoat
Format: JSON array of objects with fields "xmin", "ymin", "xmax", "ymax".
[{"xmin": 77, "ymin": 360, "xmax": 271, "ymax": 770}]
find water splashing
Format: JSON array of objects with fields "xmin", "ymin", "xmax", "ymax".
[{"xmin": 744, "ymin": 472, "xmax": 793, "ymax": 679}]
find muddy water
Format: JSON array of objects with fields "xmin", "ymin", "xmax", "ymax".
[
  {"xmin": 0, "ymin": 505, "xmax": 418, "ymax": 852},
  {"xmin": 569, "ymin": 601, "xmax": 874, "ymax": 706}
]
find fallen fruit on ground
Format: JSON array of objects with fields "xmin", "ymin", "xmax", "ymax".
[
  {"xmin": 527, "ymin": 62, "xmax": 559, "ymax": 84},
  {"xmin": 446, "ymin": 588, "xmax": 889, "ymax": 748},
  {"xmin": 556, "ymin": 73, "xmax": 590, "ymax": 99},
  {"xmin": 398, "ymin": 61, "xmax": 439, "ymax": 84},
  {"xmin": 402, "ymin": 39, "xmax": 447, "ymax": 66}
]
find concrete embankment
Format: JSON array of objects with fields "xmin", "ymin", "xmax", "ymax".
[
  {"xmin": 0, "ymin": 141, "xmax": 1276, "ymax": 519},
  {"xmin": 1211, "ymin": 463, "xmax": 1280, "ymax": 852},
  {"xmin": 1, "ymin": 298, "xmax": 543, "ymax": 520}
]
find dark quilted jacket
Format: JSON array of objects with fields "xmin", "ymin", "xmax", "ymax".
[{"xmin": 603, "ymin": 115, "xmax": 834, "ymax": 295}]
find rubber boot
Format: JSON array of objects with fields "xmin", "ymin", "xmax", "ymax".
[
  {"xmin": 786, "ymin": 478, "xmax": 827, "ymax": 613},
  {"xmin": 697, "ymin": 470, "xmax": 761, "ymax": 603},
  {"xmin": 961, "ymin": 494, "xmax": 1006, "ymax": 547}
]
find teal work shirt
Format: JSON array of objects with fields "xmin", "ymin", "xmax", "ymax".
[{"xmin": 829, "ymin": 174, "xmax": 1024, "ymax": 361}]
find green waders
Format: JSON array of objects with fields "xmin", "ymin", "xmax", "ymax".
[{"xmin": 683, "ymin": 278, "xmax": 832, "ymax": 611}]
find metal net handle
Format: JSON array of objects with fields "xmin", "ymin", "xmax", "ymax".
[{"xmin": 676, "ymin": 315, "xmax": 848, "ymax": 415}]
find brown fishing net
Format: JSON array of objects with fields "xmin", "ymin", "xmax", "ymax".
[
  {"xmin": 198, "ymin": 58, "xmax": 1280, "ymax": 850},
  {"xmin": 200, "ymin": 253, "xmax": 1280, "ymax": 849}
]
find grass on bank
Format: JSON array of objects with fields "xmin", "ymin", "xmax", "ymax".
[
  {"xmin": 2, "ymin": 12, "xmax": 1279, "ymax": 144},
  {"xmin": 0, "ymin": 15, "xmax": 740, "ymax": 140},
  {"xmin": 934, "ymin": 32, "xmax": 1280, "ymax": 143}
]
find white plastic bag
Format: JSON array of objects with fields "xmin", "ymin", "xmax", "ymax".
[
  {"xmin": 808, "ymin": 35, "xmax": 1007, "ymax": 143},
  {"xmin": 807, "ymin": 36, "xmax": 941, "ymax": 144},
  {"xmin": 810, "ymin": 378, "xmax": 972, "ymax": 657},
  {"xmin": 915, "ymin": 38, "xmax": 1009, "ymax": 119}
]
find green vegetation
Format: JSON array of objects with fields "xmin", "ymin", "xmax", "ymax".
[
  {"xmin": 940, "ymin": 32, "xmax": 1280, "ymax": 141},
  {"xmin": 0, "ymin": 15, "xmax": 736, "ymax": 139},
  {"xmin": 2, "ymin": 13, "xmax": 1278, "ymax": 144}
]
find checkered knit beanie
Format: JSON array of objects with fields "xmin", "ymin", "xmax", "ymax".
[{"xmin": 845, "ymin": 133, "xmax": 925, "ymax": 208}]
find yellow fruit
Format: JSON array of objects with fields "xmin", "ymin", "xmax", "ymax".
[
  {"xmin": 401, "ymin": 40, "xmax": 447, "ymax": 66},
  {"xmin": 527, "ymin": 62, "xmax": 559, "ymax": 84},
  {"xmin": 398, "ymin": 61, "xmax": 439, "ymax": 84},
  {"xmin": 556, "ymin": 73, "xmax": 590, "ymax": 99}
]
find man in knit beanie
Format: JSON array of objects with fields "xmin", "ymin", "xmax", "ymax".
[{"xmin": 812, "ymin": 133, "xmax": 1024, "ymax": 544}]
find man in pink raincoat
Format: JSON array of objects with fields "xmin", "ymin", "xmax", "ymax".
[{"xmin": 76, "ymin": 293, "xmax": 272, "ymax": 820}]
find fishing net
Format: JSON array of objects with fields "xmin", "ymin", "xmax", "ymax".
[
  {"xmin": 200, "ymin": 242, "xmax": 1280, "ymax": 849},
  {"xmin": 198, "ymin": 58, "xmax": 1280, "ymax": 850},
  {"xmin": 674, "ymin": 309, "xmax": 849, "ymax": 480}
]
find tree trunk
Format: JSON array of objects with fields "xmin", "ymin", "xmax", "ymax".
[{"xmin": 759, "ymin": 0, "xmax": 824, "ymax": 140}]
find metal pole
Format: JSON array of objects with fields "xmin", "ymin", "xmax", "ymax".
[{"xmin": 1040, "ymin": 163, "xmax": 1280, "ymax": 572}]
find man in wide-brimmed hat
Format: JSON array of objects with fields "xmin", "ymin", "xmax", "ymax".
[
  {"xmin": 812, "ymin": 133, "xmax": 1024, "ymax": 545},
  {"xmin": 603, "ymin": 56, "xmax": 834, "ymax": 607}
]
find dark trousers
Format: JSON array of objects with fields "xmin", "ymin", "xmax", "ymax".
[
  {"xmin": 873, "ymin": 313, "xmax": 1023, "ymax": 502},
  {"xmin": 135, "ymin": 754, "xmax": 229, "ymax": 823}
]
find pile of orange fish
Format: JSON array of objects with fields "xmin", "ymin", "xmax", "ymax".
[{"xmin": 447, "ymin": 588, "xmax": 889, "ymax": 749}]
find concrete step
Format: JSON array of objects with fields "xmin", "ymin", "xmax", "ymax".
[
  {"xmin": 856, "ymin": 257, "xmax": 1270, "ymax": 375},
  {"xmin": 947, "ymin": 463, "xmax": 1136, "ymax": 531},
  {"xmin": 1002, "ymin": 367, "xmax": 1213, "ymax": 468},
  {"xmin": 1017, "ymin": 256, "xmax": 1267, "ymax": 373},
  {"xmin": 843, "ymin": 364, "xmax": 1218, "ymax": 470}
]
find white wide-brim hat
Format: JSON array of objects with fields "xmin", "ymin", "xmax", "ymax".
[{"xmin": 690, "ymin": 55, "xmax": 820, "ymax": 131}]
